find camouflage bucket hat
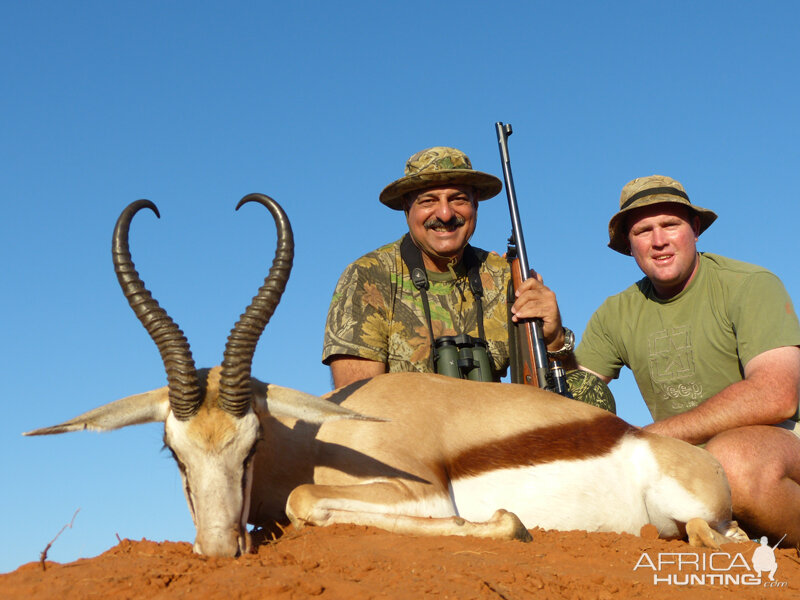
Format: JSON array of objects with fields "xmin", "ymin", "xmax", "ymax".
[
  {"xmin": 608, "ymin": 174, "xmax": 718, "ymax": 255},
  {"xmin": 379, "ymin": 146, "xmax": 503, "ymax": 210}
]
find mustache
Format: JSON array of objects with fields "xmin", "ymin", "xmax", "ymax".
[{"xmin": 424, "ymin": 214, "xmax": 466, "ymax": 230}]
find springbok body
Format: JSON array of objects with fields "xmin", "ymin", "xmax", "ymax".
[
  {"xmin": 281, "ymin": 374, "xmax": 740, "ymax": 542},
  {"xmin": 260, "ymin": 372, "xmax": 745, "ymax": 547},
  {"xmin": 25, "ymin": 195, "xmax": 747, "ymax": 557}
]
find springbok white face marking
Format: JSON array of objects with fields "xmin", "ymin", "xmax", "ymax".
[{"xmin": 165, "ymin": 408, "xmax": 261, "ymax": 557}]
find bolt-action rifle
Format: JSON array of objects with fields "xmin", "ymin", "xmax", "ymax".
[{"xmin": 495, "ymin": 122, "xmax": 570, "ymax": 396}]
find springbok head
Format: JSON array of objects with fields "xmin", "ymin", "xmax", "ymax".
[{"xmin": 26, "ymin": 194, "xmax": 370, "ymax": 557}]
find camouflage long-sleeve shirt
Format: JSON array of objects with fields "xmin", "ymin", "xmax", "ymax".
[{"xmin": 322, "ymin": 237, "xmax": 511, "ymax": 379}]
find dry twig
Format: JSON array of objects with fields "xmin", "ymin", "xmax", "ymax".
[{"xmin": 39, "ymin": 509, "xmax": 81, "ymax": 571}]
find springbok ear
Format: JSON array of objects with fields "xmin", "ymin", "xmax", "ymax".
[
  {"xmin": 251, "ymin": 380, "xmax": 384, "ymax": 424},
  {"xmin": 23, "ymin": 387, "xmax": 171, "ymax": 436}
]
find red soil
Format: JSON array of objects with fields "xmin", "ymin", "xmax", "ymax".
[{"xmin": 3, "ymin": 524, "xmax": 798, "ymax": 599}]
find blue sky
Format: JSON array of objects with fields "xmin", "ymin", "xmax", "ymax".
[{"xmin": 3, "ymin": 1, "xmax": 799, "ymax": 573}]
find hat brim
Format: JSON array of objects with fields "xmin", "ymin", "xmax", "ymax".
[
  {"xmin": 608, "ymin": 196, "xmax": 718, "ymax": 255},
  {"xmin": 379, "ymin": 170, "xmax": 502, "ymax": 210}
]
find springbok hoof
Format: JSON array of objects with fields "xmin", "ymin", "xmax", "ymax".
[
  {"xmin": 489, "ymin": 509, "xmax": 532, "ymax": 542},
  {"xmin": 687, "ymin": 518, "xmax": 719, "ymax": 549},
  {"xmin": 724, "ymin": 520, "xmax": 749, "ymax": 543}
]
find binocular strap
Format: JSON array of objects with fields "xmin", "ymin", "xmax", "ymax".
[{"xmin": 400, "ymin": 234, "xmax": 486, "ymax": 370}]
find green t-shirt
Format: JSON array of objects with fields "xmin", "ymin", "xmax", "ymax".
[
  {"xmin": 322, "ymin": 237, "xmax": 511, "ymax": 378},
  {"xmin": 575, "ymin": 253, "xmax": 800, "ymax": 421}
]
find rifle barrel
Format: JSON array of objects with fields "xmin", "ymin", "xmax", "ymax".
[
  {"xmin": 495, "ymin": 121, "xmax": 550, "ymax": 388},
  {"xmin": 495, "ymin": 122, "xmax": 532, "ymax": 280}
]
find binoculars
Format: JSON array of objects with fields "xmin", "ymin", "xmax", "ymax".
[{"xmin": 433, "ymin": 334, "xmax": 494, "ymax": 382}]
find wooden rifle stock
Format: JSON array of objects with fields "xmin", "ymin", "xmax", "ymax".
[{"xmin": 508, "ymin": 255, "xmax": 544, "ymax": 387}]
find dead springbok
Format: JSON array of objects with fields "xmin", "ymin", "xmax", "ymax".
[{"xmin": 25, "ymin": 195, "xmax": 747, "ymax": 557}]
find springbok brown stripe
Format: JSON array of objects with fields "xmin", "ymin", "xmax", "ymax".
[{"xmin": 447, "ymin": 414, "xmax": 636, "ymax": 480}]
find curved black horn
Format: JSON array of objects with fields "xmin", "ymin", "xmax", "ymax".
[
  {"xmin": 219, "ymin": 194, "xmax": 294, "ymax": 417},
  {"xmin": 112, "ymin": 200, "xmax": 202, "ymax": 421}
]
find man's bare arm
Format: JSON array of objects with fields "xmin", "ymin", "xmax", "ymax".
[
  {"xmin": 645, "ymin": 346, "xmax": 800, "ymax": 444},
  {"xmin": 329, "ymin": 355, "xmax": 388, "ymax": 389},
  {"xmin": 576, "ymin": 364, "xmax": 612, "ymax": 384}
]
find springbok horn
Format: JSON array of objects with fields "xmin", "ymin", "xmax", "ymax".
[
  {"xmin": 112, "ymin": 200, "xmax": 202, "ymax": 420},
  {"xmin": 219, "ymin": 194, "xmax": 294, "ymax": 417}
]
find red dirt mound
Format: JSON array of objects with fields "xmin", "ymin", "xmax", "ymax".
[{"xmin": 2, "ymin": 525, "xmax": 798, "ymax": 599}]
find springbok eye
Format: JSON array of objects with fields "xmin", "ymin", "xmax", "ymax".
[
  {"xmin": 244, "ymin": 439, "xmax": 260, "ymax": 465},
  {"xmin": 166, "ymin": 446, "xmax": 187, "ymax": 474}
]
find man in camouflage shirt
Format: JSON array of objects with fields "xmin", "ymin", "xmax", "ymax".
[
  {"xmin": 322, "ymin": 146, "xmax": 614, "ymax": 413},
  {"xmin": 324, "ymin": 233, "xmax": 512, "ymax": 377}
]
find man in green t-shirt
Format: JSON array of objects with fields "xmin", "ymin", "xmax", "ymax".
[
  {"xmin": 322, "ymin": 146, "xmax": 614, "ymax": 412},
  {"xmin": 530, "ymin": 174, "xmax": 800, "ymax": 546}
]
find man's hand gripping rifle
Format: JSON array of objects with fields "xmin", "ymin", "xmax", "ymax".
[{"xmin": 496, "ymin": 122, "xmax": 571, "ymax": 396}]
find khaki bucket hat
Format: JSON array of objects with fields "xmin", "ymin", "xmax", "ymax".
[
  {"xmin": 379, "ymin": 146, "xmax": 502, "ymax": 210},
  {"xmin": 608, "ymin": 174, "xmax": 718, "ymax": 255}
]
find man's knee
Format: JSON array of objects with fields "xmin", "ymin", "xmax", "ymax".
[{"xmin": 706, "ymin": 427, "xmax": 788, "ymax": 496}]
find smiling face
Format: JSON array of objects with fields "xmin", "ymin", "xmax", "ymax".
[
  {"xmin": 404, "ymin": 185, "xmax": 478, "ymax": 272},
  {"xmin": 626, "ymin": 203, "xmax": 701, "ymax": 298}
]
